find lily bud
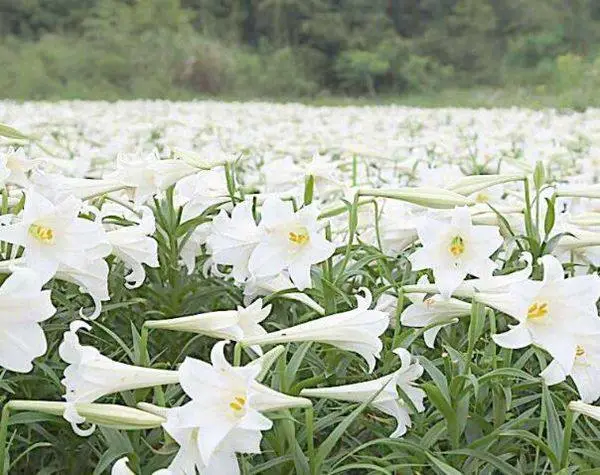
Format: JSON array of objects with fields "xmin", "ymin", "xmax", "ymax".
[{"xmin": 359, "ymin": 187, "xmax": 474, "ymax": 209}]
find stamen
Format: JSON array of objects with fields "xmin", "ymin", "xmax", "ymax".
[
  {"xmin": 576, "ymin": 345, "xmax": 586, "ymax": 357},
  {"xmin": 527, "ymin": 302, "xmax": 548, "ymax": 320},
  {"xmin": 289, "ymin": 228, "xmax": 309, "ymax": 245},
  {"xmin": 29, "ymin": 223, "xmax": 54, "ymax": 243},
  {"xmin": 449, "ymin": 236, "xmax": 465, "ymax": 257}
]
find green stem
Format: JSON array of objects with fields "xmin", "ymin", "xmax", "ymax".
[
  {"xmin": 233, "ymin": 342, "xmax": 242, "ymax": 366},
  {"xmin": 306, "ymin": 406, "xmax": 316, "ymax": 475}
]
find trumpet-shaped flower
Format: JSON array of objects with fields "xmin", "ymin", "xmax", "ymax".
[
  {"xmin": 0, "ymin": 268, "xmax": 56, "ymax": 372},
  {"xmin": 242, "ymin": 289, "xmax": 388, "ymax": 372},
  {"xmin": 0, "ymin": 190, "xmax": 111, "ymax": 281},
  {"xmin": 111, "ymin": 457, "xmax": 135, "ymax": 475},
  {"xmin": 164, "ymin": 341, "xmax": 310, "ymax": 473},
  {"xmin": 401, "ymin": 277, "xmax": 472, "ymax": 348},
  {"xmin": 248, "ymin": 198, "xmax": 335, "ymax": 290},
  {"xmin": 541, "ymin": 333, "xmax": 600, "ymax": 403},
  {"xmin": 59, "ymin": 321, "xmax": 180, "ymax": 435},
  {"xmin": 145, "ymin": 299, "xmax": 271, "ymax": 354},
  {"xmin": 489, "ymin": 255, "xmax": 600, "ymax": 374},
  {"xmin": 206, "ymin": 200, "xmax": 262, "ymax": 283},
  {"xmin": 409, "ymin": 206, "xmax": 502, "ymax": 298},
  {"xmin": 106, "ymin": 207, "xmax": 159, "ymax": 288},
  {"xmin": 174, "ymin": 167, "xmax": 229, "ymax": 223},
  {"xmin": 301, "ymin": 348, "xmax": 426, "ymax": 437}
]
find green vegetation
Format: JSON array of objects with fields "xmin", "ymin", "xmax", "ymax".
[{"xmin": 2, "ymin": 0, "xmax": 600, "ymax": 106}]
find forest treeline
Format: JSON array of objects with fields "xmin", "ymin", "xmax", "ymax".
[{"xmin": 1, "ymin": 0, "xmax": 600, "ymax": 103}]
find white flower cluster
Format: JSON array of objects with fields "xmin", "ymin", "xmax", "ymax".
[{"xmin": 2, "ymin": 101, "xmax": 600, "ymax": 474}]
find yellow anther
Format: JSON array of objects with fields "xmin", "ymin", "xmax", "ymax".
[
  {"xmin": 576, "ymin": 345, "xmax": 586, "ymax": 357},
  {"xmin": 449, "ymin": 236, "xmax": 465, "ymax": 257},
  {"xmin": 28, "ymin": 223, "xmax": 54, "ymax": 243},
  {"xmin": 229, "ymin": 395, "xmax": 247, "ymax": 412},
  {"xmin": 289, "ymin": 228, "xmax": 309, "ymax": 245},
  {"xmin": 527, "ymin": 302, "xmax": 548, "ymax": 320}
]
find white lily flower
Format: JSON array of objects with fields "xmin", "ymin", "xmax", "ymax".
[
  {"xmin": 409, "ymin": 206, "xmax": 502, "ymax": 298},
  {"xmin": 242, "ymin": 288, "xmax": 388, "ymax": 372},
  {"xmin": 145, "ymin": 299, "xmax": 271, "ymax": 354},
  {"xmin": 301, "ymin": 348, "xmax": 426, "ymax": 437},
  {"xmin": 206, "ymin": 200, "xmax": 262, "ymax": 283},
  {"xmin": 0, "ymin": 267, "xmax": 56, "ymax": 372},
  {"xmin": 488, "ymin": 255, "xmax": 600, "ymax": 374},
  {"xmin": 248, "ymin": 198, "xmax": 335, "ymax": 290},
  {"xmin": 541, "ymin": 333, "xmax": 600, "ymax": 403},
  {"xmin": 164, "ymin": 341, "xmax": 310, "ymax": 473},
  {"xmin": 243, "ymin": 272, "xmax": 325, "ymax": 315},
  {"xmin": 0, "ymin": 189, "xmax": 111, "ymax": 281},
  {"xmin": 106, "ymin": 207, "xmax": 159, "ymax": 288},
  {"xmin": 59, "ymin": 321, "xmax": 179, "ymax": 436},
  {"xmin": 401, "ymin": 277, "xmax": 472, "ymax": 348}
]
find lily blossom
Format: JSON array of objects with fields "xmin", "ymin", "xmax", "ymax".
[
  {"xmin": 301, "ymin": 348, "xmax": 426, "ymax": 437},
  {"xmin": 248, "ymin": 197, "xmax": 335, "ymax": 290},
  {"xmin": 145, "ymin": 299, "xmax": 271, "ymax": 354},
  {"xmin": 489, "ymin": 255, "xmax": 600, "ymax": 374},
  {"xmin": 164, "ymin": 341, "xmax": 310, "ymax": 473},
  {"xmin": 242, "ymin": 288, "xmax": 388, "ymax": 372},
  {"xmin": 0, "ymin": 189, "xmax": 111, "ymax": 281},
  {"xmin": 409, "ymin": 206, "xmax": 502, "ymax": 298},
  {"xmin": 59, "ymin": 321, "xmax": 180, "ymax": 436}
]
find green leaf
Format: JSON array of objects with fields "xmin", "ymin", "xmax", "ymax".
[
  {"xmin": 448, "ymin": 448, "xmax": 520, "ymax": 475},
  {"xmin": 544, "ymin": 196, "xmax": 556, "ymax": 237},
  {"xmin": 0, "ymin": 123, "xmax": 28, "ymax": 140},
  {"xmin": 422, "ymin": 382, "xmax": 459, "ymax": 448},
  {"xmin": 542, "ymin": 384, "xmax": 563, "ymax": 462},
  {"xmin": 427, "ymin": 453, "xmax": 463, "ymax": 475}
]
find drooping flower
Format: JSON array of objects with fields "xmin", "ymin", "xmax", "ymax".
[
  {"xmin": 248, "ymin": 198, "xmax": 336, "ymax": 290},
  {"xmin": 59, "ymin": 321, "xmax": 180, "ymax": 435},
  {"xmin": 242, "ymin": 288, "xmax": 389, "ymax": 372},
  {"xmin": 489, "ymin": 255, "xmax": 600, "ymax": 374},
  {"xmin": 0, "ymin": 267, "xmax": 56, "ymax": 372},
  {"xmin": 409, "ymin": 206, "xmax": 502, "ymax": 298},
  {"xmin": 301, "ymin": 348, "xmax": 426, "ymax": 437},
  {"xmin": 0, "ymin": 189, "xmax": 111, "ymax": 281},
  {"xmin": 206, "ymin": 200, "xmax": 262, "ymax": 283}
]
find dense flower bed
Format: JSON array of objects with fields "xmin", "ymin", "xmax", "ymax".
[{"xmin": 1, "ymin": 101, "xmax": 600, "ymax": 473}]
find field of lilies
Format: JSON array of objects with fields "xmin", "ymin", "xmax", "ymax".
[{"xmin": 1, "ymin": 100, "xmax": 600, "ymax": 474}]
